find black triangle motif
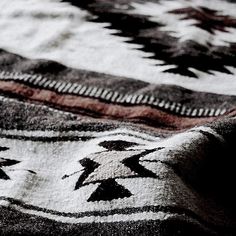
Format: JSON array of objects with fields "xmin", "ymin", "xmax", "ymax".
[
  {"xmin": 88, "ymin": 178, "xmax": 132, "ymax": 202},
  {"xmin": 0, "ymin": 158, "xmax": 20, "ymax": 167},
  {"xmin": 0, "ymin": 168, "xmax": 10, "ymax": 180},
  {"xmin": 75, "ymin": 158, "xmax": 100, "ymax": 190},
  {"xmin": 0, "ymin": 146, "xmax": 9, "ymax": 152},
  {"xmin": 0, "ymin": 157, "xmax": 20, "ymax": 180}
]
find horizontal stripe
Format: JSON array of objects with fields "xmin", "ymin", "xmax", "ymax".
[
  {"xmin": 0, "ymin": 80, "xmax": 229, "ymax": 130},
  {"xmin": 0, "ymin": 71, "xmax": 233, "ymax": 118},
  {"xmin": 0, "ymin": 196, "xmax": 233, "ymax": 233}
]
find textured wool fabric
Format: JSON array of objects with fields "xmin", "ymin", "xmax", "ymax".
[{"xmin": 0, "ymin": 0, "xmax": 236, "ymax": 235}]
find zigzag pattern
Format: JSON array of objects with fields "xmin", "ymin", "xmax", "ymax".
[
  {"xmin": 65, "ymin": 0, "xmax": 236, "ymax": 78},
  {"xmin": 0, "ymin": 70, "xmax": 228, "ymax": 117}
]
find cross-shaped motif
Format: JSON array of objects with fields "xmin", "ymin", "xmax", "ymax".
[{"xmin": 63, "ymin": 140, "xmax": 163, "ymax": 202}]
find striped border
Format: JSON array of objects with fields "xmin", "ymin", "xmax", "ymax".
[
  {"xmin": 0, "ymin": 71, "xmax": 227, "ymax": 118},
  {"xmin": 0, "ymin": 196, "xmax": 232, "ymax": 234}
]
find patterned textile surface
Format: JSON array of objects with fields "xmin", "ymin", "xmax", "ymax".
[{"xmin": 0, "ymin": 0, "xmax": 236, "ymax": 235}]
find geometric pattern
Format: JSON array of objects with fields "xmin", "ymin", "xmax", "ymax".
[
  {"xmin": 0, "ymin": 70, "xmax": 233, "ymax": 118},
  {"xmin": 63, "ymin": 140, "xmax": 164, "ymax": 201},
  {"xmin": 66, "ymin": 0, "xmax": 236, "ymax": 77},
  {"xmin": 0, "ymin": 0, "xmax": 236, "ymax": 235},
  {"xmin": 0, "ymin": 124, "xmax": 235, "ymax": 235},
  {"xmin": 0, "ymin": 146, "xmax": 20, "ymax": 180}
]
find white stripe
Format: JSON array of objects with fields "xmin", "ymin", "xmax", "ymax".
[
  {"xmin": 83, "ymin": 86, "xmax": 93, "ymax": 96},
  {"xmin": 190, "ymin": 108, "xmax": 198, "ymax": 116},
  {"xmin": 169, "ymin": 102, "xmax": 176, "ymax": 111},
  {"xmin": 22, "ymin": 74, "xmax": 31, "ymax": 81},
  {"xmin": 214, "ymin": 108, "xmax": 221, "ymax": 116},
  {"xmin": 147, "ymin": 95, "xmax": 155, "ymax": 104},
  {"xmin": 28, "ymin": 75, "xmax": 38, "ymax": 83},
  {"xmin": 61, "ymin": 82, "xmax": 73, "ymax": 93},
  {"xmin": 157, "ymin": 100, "xmax": 165, "ymax": 107},
  {"xmin": 208, "ymin": 108, "xmax": 215, "ymax": 117},
  {"xmin": 94, "ymin": 88, "xmax": 104, "ymax": 98},
  {"xmin": 78, "ymin": 86, "xmax": 87, "ymax": 95},
  {"xmin": 220, "ymin": 108, "xmax": 227, "ymax": 115},
  {"xmin": 136, "ymin": 94, "xmax": 143, "ymax": 103},
  {"xmin": 105, "ymin": 91, "xmax": 113, "ymax": 100},
  {"xmin": 203, "ymin": 108, "xmax": 210, "ymax": 116},
  {"xmin": 57, "ymin": 82, "xmax": 67, "ymax": 92},
  {"xmin": 125, "ymin": 95, "xmax": 133, "ymax": 103},
  {"xmin": 87, "ymin": 87, "xmax": 97, "ymax": 97},
  {"xmin": 12, "ymin": 204, "xmax": 186, "ymax": 224},
  {"xmin": 198, "ymin": 108, "xmax": 204, "ymax": 116},
  {"xmin": 175, "ymin": 103, "xmax": 181, "ymax": 113},
  {"xmin": 37, "ymin": 77, "xmax": 48, "ymax": 86},
  {"xmin": 164, "ymin": 101, "xmax": 170, "ymax": 109},
  {"xmin": 130, "ymin": 94, "xmax": 138, "ymax": 104},
  {"xmin": 31, "ymin": 75, "xmax": 44, "ymax": 85},
  {"xmin": 73, "ymin": 84, "xmax": 83, "ymax": 94},
  {"xmin": 0, "ymin": 127, "xmax": 159, "ymax": 141},
  {"xmin": 180, "ymin": 105, "xmax": 187, "ymax": 115},
  {"xmin": 54, "ymin": 81, "xmax": 63, "ymax": 90},
  {"xmin": 67, "ymin": 83, "xmax": 77, "ymax": 93},
  {"xmin": 141, "ymin": 95, "xmax": 149, "ymax": 104},
  {"xmin": 185, "ymin": 108, "xmax": 192, "ymax": 116},
  {"xmin": 110, "ymin": 91, "xmax": 119, "ymax": 102},
  {"xmin": 47, "ymin": 80, "xmax": 57, "ymax": 89},
  {"xmin": 100, "ymin": 89, "xmax": 109, "ymax": 98},
  {"xmin": 152, "ymin": 98, "xmax": 160, "ymax": 106},
  {"xmin": 42, "ymin": 80, "xmax": 52, "ymax": 88},
  {"xmin": 0, "ymin": 71, "xmax": 6, "ymax": 78},
  {"xmin": 116, "ymin": 94, "xmax": 125, "ymax": 103}
]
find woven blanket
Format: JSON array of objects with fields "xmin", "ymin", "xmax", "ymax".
[{"xmin": 0, "ymin": 0, "xmax": 236, "ymax": 235}]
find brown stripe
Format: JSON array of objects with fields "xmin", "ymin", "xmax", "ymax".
[{"xmin": 0, "ymin": 81, "xmax": 235, "ymax": 130}]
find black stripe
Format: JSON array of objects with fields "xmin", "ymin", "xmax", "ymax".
[
  {"xmin": 0, "ymin": 205, "xmax": 217, "ymax": 236},
  {"xmin": 0, "ymin": 49, "xmax": 235, "ymax": 111},
  {"xmin": 0, "ymin": 196, "xmax": 235, "ymax": 233}
]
